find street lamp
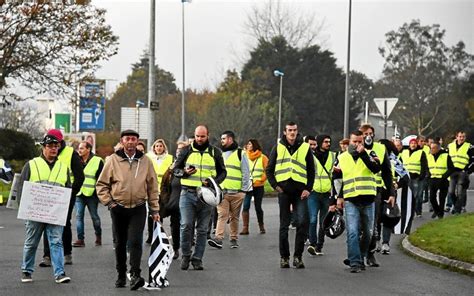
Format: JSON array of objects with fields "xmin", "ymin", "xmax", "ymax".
[
  {"xmin": 273, "ymin": 69, "xmax": 284, "ymax": 141},
  {"xmin": 343, "ymin": 0, "xmax": 352, "ymax": 138},
  {"xmin": 136, "ymin": 100, "xmax": 145, "ymax": 132},
  {"xmin": 179, "ymin": 0, "xmax": 191, "ymax": 142}
]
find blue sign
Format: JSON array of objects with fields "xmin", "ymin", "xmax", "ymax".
[{"xmin": 79, "ymin": 81, "xmax": 105, "ymax": 131}]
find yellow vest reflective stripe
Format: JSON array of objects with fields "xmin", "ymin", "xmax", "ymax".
[
  {"xmin": 313, "ymin": 152, "xmax": 335, "ymax": 193},
  {"xmin": 222, "ymin": 149, "xmax": 243, "ymax": 190},
  {"xmin": 29, "ymin": 157, "xmax": 68, "ymax": 187},
  {"xmin": 148, "ymin": 153, "xmax": 174, "ymax": 189},
  {"xmin": 427, "ymin": 153, "xmax": 448, "ymax": 179},
  {"xmin": 180, "ymin": 146, "xmax": 216, "ymax": 187},
  {"xmin": 250, "ymin": 155, "xmax": 264, "ymax": 182},
  {"xmin": 338, "ymin": 152, "xmax": 377, "ymax": 198},
  {"xmin": 367, "ymin": 142, "xmax": 385, "ymax": 188},
  {"xmin": 448, "ymin": 142, "xmax": 470, "ymax": 169},
  {"xmin": 401, "ymin": 149, "xmax": 423, "ymax": 174},
  {"xmin": 275, "ymin": 142, "xmax": 310, "ymax": 184},
  {"xmin": 58, "ymin": 146, "xmax": 74, "ymax": 183},
  {"xmin": 79, "ymin": 156, "xmax": 102, "ymax": 197}
]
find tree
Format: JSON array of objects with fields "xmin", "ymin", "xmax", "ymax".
[
  {"xmin": 378, "ymin": 20, "xmax": 473, "ymax": 136},
  {"xmin": 105, "ymin": 51, "xmax": 178, "ymax": 132},
  {"xmin": 0, "ymin": 128, "xmax": 36, "ymax": 161},
  {"xmin": 349, "ymin": 71, "xmax": 375, "ymax": 130},
  {"xmin": 0, "ymin": 101, "xmax": 44, "ymax": 139},
  {"xmin": 0, "ymin": 2, "xmax": 118, "ymax": 104},
  {"xmin": 245, "ymin": 0, "xmax": 326, "ymax": 49}
]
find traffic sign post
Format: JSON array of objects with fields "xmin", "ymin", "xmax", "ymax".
[{"xmin": 374, "ymin": 98, "xmax": 398, "ymax": 139}]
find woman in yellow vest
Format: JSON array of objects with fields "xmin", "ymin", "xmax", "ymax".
[
  {"xmin": 145, "ymin": 139, "xmax": 174, "ymax": 244},
  {"xmin": 241, "ymin": 139, "xmax": 269, "ymax": 235}
]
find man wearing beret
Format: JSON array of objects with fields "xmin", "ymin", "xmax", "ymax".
[{"xmin": 96, "ymin": 130, "xmax": 160, "ymax": 290}]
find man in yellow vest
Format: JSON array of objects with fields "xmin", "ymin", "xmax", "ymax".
[
  {"xmin": 401, "ymin": 138, "xmax": 428, "ymax": 217},
  {"xmin": 266, "ymin": 122, "xmax": 315, "ymax": 269},
  {"xmin": 145, "ymin": 139, "xmax": 174, "ymax": 244},
  {"xmin": 307, "ymin": 134, "xmax": 335, "ymax": 256},
  {"xmin": 72, "ymin": 141, "xmax": 104, "ymax": 247},
  {"xmin": 40, "ymin": 129, "xmax": 84, "ymax": 267},
  {"xmin": 173, "ymin": 125, "xmax": 227, "ymax": 271},
  {"xmin": 447, "ymin": 131, "xmax": 473, "ymax": 214},
  {"xmin": 331, "ymin": 130, "xmax": 382, "ymax": 273},
  {"xmin": 19, "ymin": 133, "xmax": 72, "ymax": 283},
  {"xmin": 208, "ymin": 131, "xmax": 252, "ymax": 249},
  {"xmin": 428, "ymin": 137, "xmax": 455, "ymax": 218}
]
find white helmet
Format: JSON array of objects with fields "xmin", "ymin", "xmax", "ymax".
[{"xmin": 197, "ymin": 177, "xmax": 223, "ymax": 207}]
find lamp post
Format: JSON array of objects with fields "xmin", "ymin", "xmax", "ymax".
[
  {"xmin": 149, "ymin": 0, "xmax": 156, "ymax": 143},
  {"xmin": 136, "ymin": 100, "xmax": 145, "ymax": 132},
  {"xmin": 343, "ymin": 0, "xmax": 352, "ymax": 138},
  {"xmin": 273, "ymin": 69, "xmax": 284, "ymax": 141},
  {"xmin": 179, "ymin": 0, "xmax": 191, "ymax": 142}
]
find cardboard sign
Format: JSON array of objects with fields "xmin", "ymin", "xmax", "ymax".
[{"xmin": 17, "ymin": 181, "xmax": 71, "ymax": 226}]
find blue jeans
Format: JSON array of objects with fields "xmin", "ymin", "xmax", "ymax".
[
  {"xmin": 75, "ymin": 195, "xmax": 102, "ymax": 240},
  {"xmin": 22, "ymin": 220, "xmax": 65, "ymax": 277},
  {"xmin": 180, "ymin": 189, "xmax": 211, "ymax": 260},
  {"xmin": 409, "ymin": 178, "xmax": 424, "ymax": 215},
  {"xmin": 307, "ymin": 191, "xmax": 330, "ymax": 247},
  {"xmin": 278, "ymin": 191, "xmax": 309, "ymax": 258},
  {"xmin": 344, "ymin": 201, "xmax": 375, "ymax": 267}
]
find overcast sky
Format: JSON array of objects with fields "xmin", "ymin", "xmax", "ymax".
[{"xmin": 93, "ymin": 0, "xmax": 473, "ymax": 95}]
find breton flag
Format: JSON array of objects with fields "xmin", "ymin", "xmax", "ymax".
[
  {"xmin": 394, "ymin": 185, "xmax": 414, "ymax": 235},
  {"xmin": 147, "ymin": 222, "xmax": 174, "ymax": 289}
]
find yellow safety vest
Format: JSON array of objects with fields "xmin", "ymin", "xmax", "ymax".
[
  {"xmin": 423, "ymin": 145, "xmax": 430, "ymax": 155},
  {"xmin": 249, "ymin": 155, "xmax": 264, "ymax": 182},
  {"xmin": 338, "ymin": 152, "xmax": 377, "ymax": 198},
  {"xmin": 221, "ymin": 149, "xmax": 243, "ymax": 190},
  {"xmin": 78, "ymin": 155, "xmax": 102, "ymax": 197},
  {"xmin": 275, "ymin": 142, "xmax": 310, "ymax": 184},
  {"xmin": 0, "ymin": 159, "xmax": 4, "ymax": 168},
  {"xmin": 148, "ymin": 153, "xmax": 174, "ymax": 189},
  {"xmin": 448, "ymin": 142, "xmax": 470, "ymax": 170},
  {"xmin": 180, "ymin": 146, "xmax": 216, "ymax": 187},
  {"xmin": 58, "ymin": 146, "xmax": 74, "ymax": 183},
  {"xmin": 427, "ymin": 153, "xmax": 448, "ymax": 179},
  {"xmin": 29, "ymin": 157, "xmax": 68, "ymax": 187},
  {"xmin": 313, "ymin": 152, "xmax": 335, "ymax": 193},
  {"xmin": 401, "ymin": 149, "xmax": 424, "ymax": 174},
  {"xmin": 367, "ymin": 142, "xmax": 386, "ymax": 188}
]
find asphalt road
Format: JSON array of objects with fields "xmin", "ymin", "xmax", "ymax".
[{"xmin": 0, "ymin": 191, "xmax": 472, "ymax": 295}]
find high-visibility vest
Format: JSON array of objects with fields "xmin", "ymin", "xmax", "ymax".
[
  {"xmin": 275, "ymin": 142, "xmax": 310, "ymax": 184},
  {"xmin": 180, "ymin": 146, "xmax": 216, "ymax": 187},
  {"xmin": 401, "ymin": 149, "xmax": 424, "ymax": 174},
  {"xmin": 427, "ymin": 153, "xmax": 448, "ymax": 179},
  {"xmin": 58, "ymin": 146, "xmax": 74, "ymax": 183},
  {"xmin": 338, "ymin": 152, "xmax": 377, "ymax": 198},
  {"xmin": 423, "ymin": 145, "xmax": 430, "ymax": 155},
  {"xmin": 221, "ymin": 149, "xmax": 243, "ymax": 190},
  {"xmin": 29, "ymin": 157, "xmax": 68, "ymax": 187},
  {"xmin": 448, "ymin": 142, "xmax": 470, "ymax": 170},
  {"xmin": 313, "ymin": 152, "xmax": 335, "ymax": 193},
  {"xmin": 249, "ymin": 155, "xmax": 264, "ymax": 182},
  {"xmin": 78, "ymin": 155, "xmax": 103, "ymax": 197},
  {"xmin": 149, "ymin": 153, "xmax": 174, "ymax": 189},
  {"xmin": 367, "ymin": 142, "xmax": 386, "ymax": 188}
]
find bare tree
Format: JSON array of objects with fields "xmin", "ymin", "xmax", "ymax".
[
  {"xmin": 0, "ymin": 100, "xmax": 44, "ymax": 139},
  {"xmin": 244, "ymin": 0, "xmax": 326, "ymax": 49}
]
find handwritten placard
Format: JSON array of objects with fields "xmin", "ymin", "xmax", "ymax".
[{"xmin": 17, "ymin": 181, "xmax": 71, "ymax": 226}]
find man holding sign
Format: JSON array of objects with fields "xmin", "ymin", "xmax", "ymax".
[{"xmin": 18, "ymin": 133, "xmax": 72, "ymax": 284}]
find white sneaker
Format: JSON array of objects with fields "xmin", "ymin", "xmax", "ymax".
[{"xmin": 381, "ymin": 243, "xmax": 390, "ymax": 255}]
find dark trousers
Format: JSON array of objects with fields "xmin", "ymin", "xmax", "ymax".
[
  {"xmin": 159, "ymin": 209, "xmax": 181, "ymax": 251},
  {"xmin": 243, "ymin": 186, "xmax": 265, "ymax": 224},
  {"xmin": 44, "ymin": 195, "xmax": 75, "ymax": 257},
  {"xmin": 278, "ymin": 191, "xmax": 308, "ymax": 258},
  {"xmin": 110, "ymin": 204, "xmax": 146, "ymax": 276},
  {"xmin": 207, "ymin": 207, "xmax": 218, "ymax": 239},
  {"xmin": 429, "ymin": 178, "xmax": 449, "ymax": 217}
]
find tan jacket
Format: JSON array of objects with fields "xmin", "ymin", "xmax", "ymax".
[{"xmin": 96, "ymin": 149, "xmax": 159, "ymax": 212}]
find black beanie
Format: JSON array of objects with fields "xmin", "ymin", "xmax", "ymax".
[{"xmin": 316, "ymin": 134, "xmax": 331, "ymax": 148}]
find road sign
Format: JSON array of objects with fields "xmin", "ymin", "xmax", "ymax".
[
  {"xmin": 379, "ymin": 120, "xmax": 393, "ymax": 127},
  {"xmin": 79, "ymin": 80, "xmax": 106, "ymax": 131},
  {"xmin": 149, "ymin": 101, "xmax": 159, "ymax": 111},
  {"xmin": 374, "ymin": 98, "xmax": 398, "ymax": 118}
]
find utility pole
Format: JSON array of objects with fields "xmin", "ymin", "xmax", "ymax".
[{"xmin": 148, "ymin": 0, "xmax": 156, "ymax": 143}]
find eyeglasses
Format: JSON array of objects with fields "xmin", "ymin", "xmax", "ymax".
[{"xmin": 323, "ymin": 140, "xmax": 331, "ymax": 143}]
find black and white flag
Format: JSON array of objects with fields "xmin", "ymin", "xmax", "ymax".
[
  {"xmin": 147, "ymin": 222, "xmax": 174, "ymax": 289},
  {"xmin": 394, "ymin": 185, "xmax": 414, "ymax": 235}
]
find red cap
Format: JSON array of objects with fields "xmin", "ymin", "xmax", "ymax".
[
  {"xmin": 409, "ymin": 138, "xmax": 418, "ymax": 144},
  {"xmin": 46, "ymin": 129, "xmax": 64, "ymax": 142}
]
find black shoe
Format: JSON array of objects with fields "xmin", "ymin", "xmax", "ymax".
[
  {"xmin": 350, "ymin": 266, "xmax": 361, "ymax": 273},
  {"xmin": 115, "ymin": 276, "xmax": 126, "ymax": 288},
  {"xmin": 307, "ymin": 245, "xmax": 316, "ymax": 256},
  {"xmin": 366, "ymin": 253, "xmax": 380, "ymax": 267},
  {"xmin": 360, "ymin": 263, "xmax": 366, "ymax": 271},
  {"xmin": 343, "ymin": 258, "xmax": 350, "ymax": 266},
  {"xmin": 191, "ymin": 258, "xmax": 204, "ymax": 270},
  {"xmin": 431, "ymin": 212, "xmax": 438, "ymax": 219},
  {"xmin": 173, "ymin": 250, "xmax": 179, "ymax": 260},
  {"xmin": 130, "ymin": 274, "xmax": 145, "ymax": 290},
  {"xmin": 280, "ymin": 257, "xmax": 290, "ymax": 268},
  {"xmin": 293, "ymin": 257, "xmax": 305, "ymax": 269},
  {"xmin": 207, "ymin": 238, "xmax": 223, "ymax": 249},
  {"xmin": 181, "ymin": 256, "xmax": 190, "ymax": 270},
  {"xmin": 39, "ymin": 256, "xmax": 51, "ymax": 267},
  {"xmin": 145, "ymin": 237, "xmax": 152, "ymax": 245},
  {"xmin": 315, "ymin": 246, "xmax": 324, "ymax": 256}
]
